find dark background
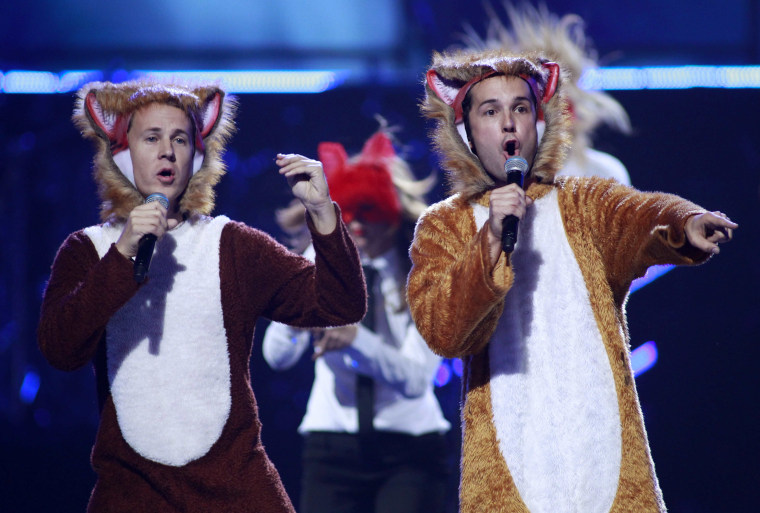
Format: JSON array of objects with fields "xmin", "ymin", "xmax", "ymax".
[{"xmin": 2, "ymin": 1, "xmax": 759, "ymax": 511}]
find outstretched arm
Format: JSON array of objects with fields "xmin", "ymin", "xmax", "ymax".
[{"xmin": 562, "ymin": 178, "xmax": 732, "ymax": 292}]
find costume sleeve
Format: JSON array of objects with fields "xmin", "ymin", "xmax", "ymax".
[
  {"xmin": 567, "ymin": 178, "xmax": 710, "ymax": 292},
  {"xmin": 221, "ymin": 203, "xmax": 365, "ymax": 329},
  {"xmin": 37, "ymin": 230, "xmax": 140, "ymax": 371},
  {"xmin": 407, "ymin": 200, "xmax": 513, "ymax": 358},
  {"xmin": 347, "ymin": 322, "xmax": 441, "ymax": 398},
  {"xmin": 261, "ymin": 321, "xmax": 311, "ymax": 371}
]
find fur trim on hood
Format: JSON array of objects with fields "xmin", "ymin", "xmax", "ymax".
[
  {"xmin": 72, "ymin": 80, "xmax": 237, "ymax": 222},
  {"xmin": 422, "ymin": 49, "xmax": 573, "ymax": 199}
]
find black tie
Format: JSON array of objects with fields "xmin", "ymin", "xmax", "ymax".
[{"xmin": 357, "ymin": 265, "xmax": 377, "ymax": 435}]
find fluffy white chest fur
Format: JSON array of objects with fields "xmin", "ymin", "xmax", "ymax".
[
  {"xmin": 85, "ymin": 216, "xmax": 231, "ymax": 466},
  {"xmin": 471, "ymin": 190, "xmax": 621, "ymax": 512}
]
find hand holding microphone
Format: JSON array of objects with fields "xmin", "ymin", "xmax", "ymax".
[
  {"xmin": 133, "ymin": 193, "xmax": 169, "ymax": 283},
  {"xmin": 114, "ymin": 192, "xmax": 171, "ymax": 283},
  {"xmin": 500, "ymin": 156, "xmax": 529, "ymax": 253}
]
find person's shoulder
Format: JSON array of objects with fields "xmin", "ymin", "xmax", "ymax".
[
  {"xmin": 553, "ymin": 174, "xmax": 624, "ymax": 190},
  {"xmin": 75, "ymin": 222, "xmax": 119, "ymax": 245},
  {"xmin": 552, "ymin": 175, "xmax": 642, "ymax": 213},
  {"xmin": 421, "ymin": 193, "xmax": 468, "ymax": 220},
  {"xmin": 220, "ymin": 218, "xmax": 288, "ymax": 251},
  {"xmin": 219, "ymin": 217, "xmax": 263, "ymax": 236},
  {"xmin": 68, "ymin": 226, "xmax": 96, "ymax": 240},
  {"xmin": 414, "ymin": 194, "xmax": 476, "ymax": 241},
  {"xmin": 55, "ymin": 229, "xmax": 92, "ymax": 252},
  {"xmin": 51, "ymin": 226, "xmax": 102, "ymax": 262}
]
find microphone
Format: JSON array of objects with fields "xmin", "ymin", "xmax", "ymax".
[
  {"xmin": 501, "ymin": 156, "xmax": 529, "ymax": 253},
  {"xmin": 134, "ymin": 193, "xmax": 169, "ymax": 283}
]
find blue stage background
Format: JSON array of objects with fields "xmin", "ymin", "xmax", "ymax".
[{"xmin": 2, "ymin": 1, "xmax": 759, "ymax": 511}]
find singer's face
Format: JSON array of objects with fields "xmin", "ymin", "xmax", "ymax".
[
  {"xmin": 128, "ymin": 103, "xmax": 194, "ymax": 209},
  {"xmin": 466, "ymin": 75, "xmax": 538, "ymax": 184}
]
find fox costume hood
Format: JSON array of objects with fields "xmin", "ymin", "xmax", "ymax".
[
  {"xmin": 422, "ymin": 49, "xmax": 573, "ymax": 198},
  {"xmin": 72, "ymin": 80, "xmax": 236, "ymax": 221}
]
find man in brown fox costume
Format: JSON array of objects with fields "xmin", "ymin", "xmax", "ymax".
[
  {"xmin": 407, "ymin": 49, "xmax": 737, "ymax": 512},
  {"xmin": 37, "ymin": 79, "xmax": 366, "ymax": 512}
]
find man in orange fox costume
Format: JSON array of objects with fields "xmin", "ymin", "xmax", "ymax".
[{"xmin": 407, "ymin": 49, "xmax": 736, "ymax": 512}]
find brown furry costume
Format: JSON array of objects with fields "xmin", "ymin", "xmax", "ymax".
[
  {"xmin": 407, "ymin": 50, "xmax": 711, "ymax": 512},
  {"xmin": 38, "ymin": 81, "xmax": 366, "ymax": 512}
]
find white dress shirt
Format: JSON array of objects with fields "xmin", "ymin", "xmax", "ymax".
[{"xmin": 262, "ymin": 246, "xmax": 450, "ymax": 436}]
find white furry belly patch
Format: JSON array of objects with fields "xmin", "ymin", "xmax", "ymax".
[
  {"xmin": 472, "ymin": 191, "xmax": 621, "ymax": 512},
  {"xmin": 85, "ymin": 216, "xmax": 231, "ymax": 466}
]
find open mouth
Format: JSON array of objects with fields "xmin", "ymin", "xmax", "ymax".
[
  {"xmin": 158, "ymin": 169, "xmax": 174, "ymax": 181},
  {"xmin": 505, "ymin": 140, "xmax": 517, "ymax": 156}
]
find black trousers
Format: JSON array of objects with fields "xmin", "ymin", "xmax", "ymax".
[{"xmin": 300, "ymin": 431, "xmax": 450, "ymax": 513}]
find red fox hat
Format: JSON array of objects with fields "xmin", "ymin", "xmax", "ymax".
[
  {"xmin": 318, "ymin": 131, "xmax": 402, "ymax": 227},
  {"xmin": 422, "ymin": 49, "xmax": 573, "ymax": 198},
  {"xmin": 72, "ymin": 80, "xmax": 236, "ymax": 222}
]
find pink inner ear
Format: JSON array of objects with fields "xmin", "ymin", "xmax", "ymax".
[
  {"xmin": 85, "ymin": 91, "xmax": 129, "ymax": 152},
  {"xmin": 85, "ymin": 91, "xmax": 118, "ymax": 137},
  {"xmin": 358, "ymin": 132, "xmax": 395, "ymax": 163},
  {"xmin": 199, "ymin": 93, "xmax": 222, "ymax": 138},
  {"xmin": 541, "ymin": 62, "xmax": 560, "ymax": 103},
  {"xmin": 317, "ymin": 142, "xmax": 349, "ymax": 178},
  {"xmin": 426, "ymin": 70, "xmax": 459, "ymax": 106}
]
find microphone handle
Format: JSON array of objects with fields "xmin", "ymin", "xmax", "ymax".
[
  {"xmin": 134, "ymin": 233, "xmax": 157, "ymax": 283},
  {"xmin": 501, "ymin": 215, "xmax": 519, "ymax": 253},
  {"xmin": 501, "ymin": 169, "xmax": 525, "ymax": 254},
  {"xmin": 132, "ymin": 192, "xmax": 168, "ymax": 284}
]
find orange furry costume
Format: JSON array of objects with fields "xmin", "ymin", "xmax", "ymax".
[{"xmin": 407, "ymin": 50, "xmax": 711, "ymax": 512}]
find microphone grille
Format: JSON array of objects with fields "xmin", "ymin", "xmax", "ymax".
[
  {"xmin": 145, "ymin": 193, "xmax": 169, "ymax": 209},
  {"xmin": 504, "ymin": 156, "xmax": 529, "ymax": 176}
]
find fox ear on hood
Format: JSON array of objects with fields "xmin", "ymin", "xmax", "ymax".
[
  {"xmin": 421, "ymin": 51, "xmax": 573, "ymax": 198},
  {"xmin": 84, "ymin": 90, "xmax": 130, "ymax": 153},
  {"xmin": 317, "ymin": 142, "xmax": 349, "ymax": 178},
  {"xmin": 196, "ymin": 90, "xmax": 223, "ymax": 147},
  {"xmin": 426, "ymin": 69, "xmax": 461, "ymax": 110},
  {"xmin": 541, "ymin": 62, "xmax": 559, "ymax": 103},
  {"xmin": 83, "ymin": 89, "xmax": 138, "ymax": 186},
  {"xmin": 358, "ymin": 131, "xmax": 396, "ymax": 163},
  {"xmin": 73, "ymin": 80, "xmax": 238, "ymax": 222},
  {"xmin": 426, "ymin": 69, "xmax": 498, "ymax": 123}
]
